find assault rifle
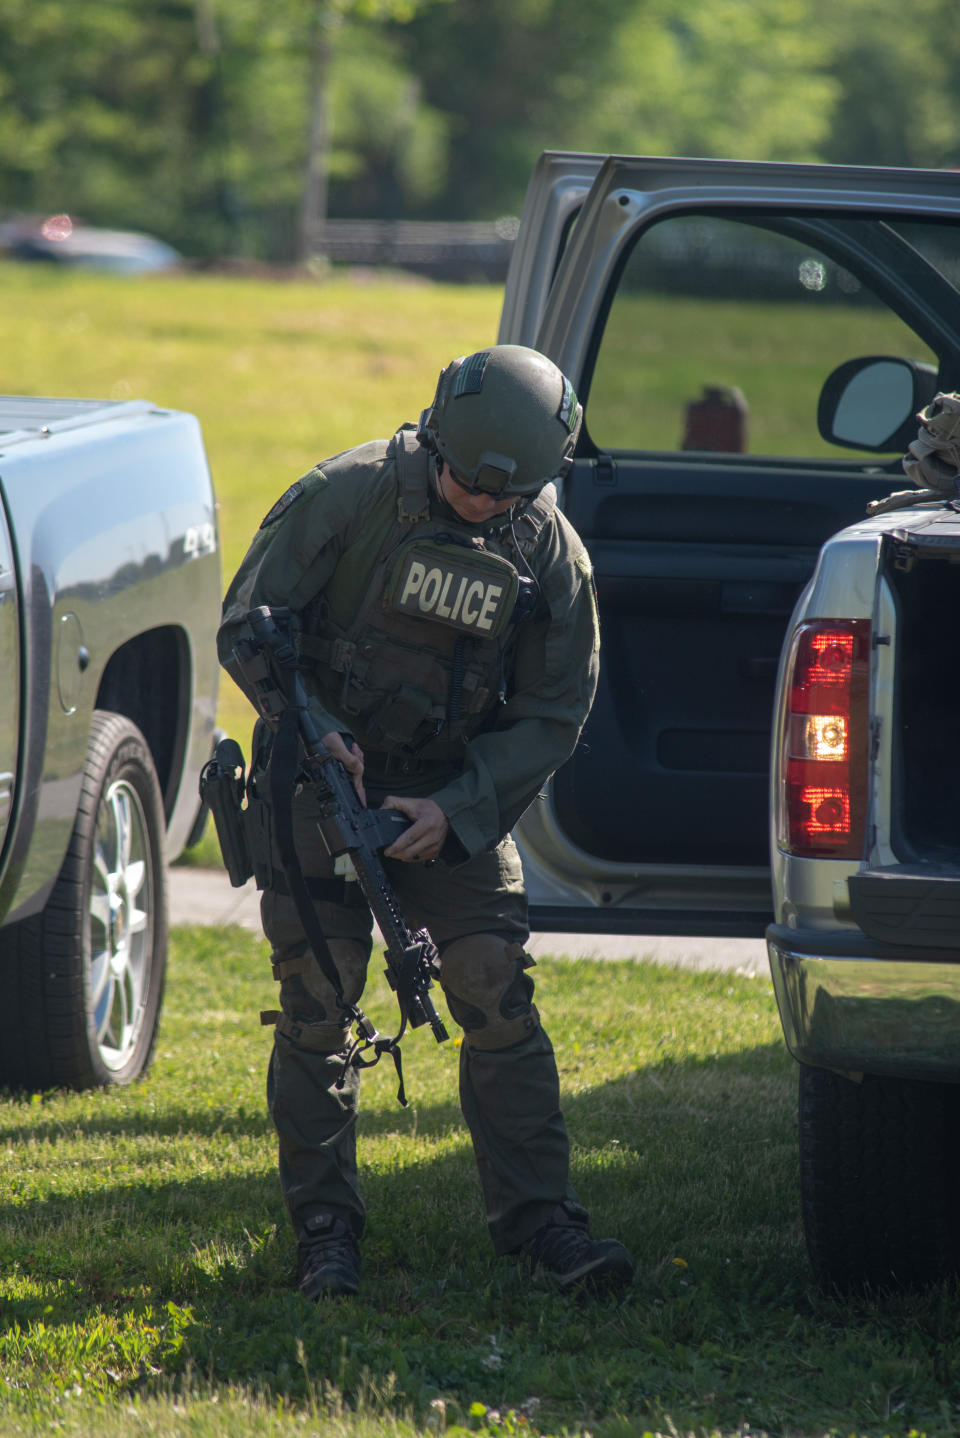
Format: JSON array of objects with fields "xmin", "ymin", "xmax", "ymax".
[{"xmin": 201, "ymin": 604, "xmax": 448, "ymax": 1102}]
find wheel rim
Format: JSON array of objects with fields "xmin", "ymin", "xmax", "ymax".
[{"xmin": 88, "ymin": 777, "xmax": 154, "ymax": 1072}]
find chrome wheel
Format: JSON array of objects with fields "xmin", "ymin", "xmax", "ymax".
[
  {"xmin": 0, "ymin": 710, "xmax": 168, "ymax": 1090},
  {"xmin": 89, "ymin": 776, "xmax": 154, "ymax": 1072}
]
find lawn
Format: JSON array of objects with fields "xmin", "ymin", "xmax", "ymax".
[{"xmin": 4, "ymin": 928, "xmax": 960, "ymax": 1438}]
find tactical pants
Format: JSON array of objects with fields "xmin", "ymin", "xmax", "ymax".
[{"xmin": 258, "ymin": 777, "xmax": 579, "ymax": 1256}]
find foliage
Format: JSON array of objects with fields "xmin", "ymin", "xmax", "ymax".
[
  {"xmin": 1, "ymin": 1, "xmax": 960, "ymax": 259},
  {"xmin": 0, "ymin": 0, "xmax": 232, "ymax": 255},
  {"xmin": 393, "ymin": 0, "xmax": 631, "ymax": 220},
  {"xmin": 817, "ymin": 0, "xmax": 960, "ymax": 169},
  {"xmin": 581, "ymin": 0, "xmax": 839, "ymax": 163},
  {"xmin": 400, "ymin": 0, "xmax": 840, "ymax": 220},
  {"xmin": 0, "ymin": 0, "xmax": 448, "ymax": 260}
]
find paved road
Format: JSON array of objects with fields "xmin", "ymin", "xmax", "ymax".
[{"xmin": 168, "ymin": 865, "xmax": 770, "ymax": 977}]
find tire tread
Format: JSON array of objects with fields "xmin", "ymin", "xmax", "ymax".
[
  {"xmin": 799, "ymin": 1063, "xmax": 960, "ymax": 1290},
  {"xmin": 0, "ymin": 711, "xmax": 168, "ymax": 1091}
]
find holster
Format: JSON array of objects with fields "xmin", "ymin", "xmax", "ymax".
[{"xmin": 199, "ymin": 738, "xmax": 255, "ymax": 888}]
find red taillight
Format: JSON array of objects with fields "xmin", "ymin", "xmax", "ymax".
[{"xmin": 778, "ymin": 620, "xmax": 870, "ymax": 858}]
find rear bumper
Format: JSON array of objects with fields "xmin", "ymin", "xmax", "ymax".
[{"xmin": 766, "ymin": 923, "xmax": 960, "ymax": 1081}]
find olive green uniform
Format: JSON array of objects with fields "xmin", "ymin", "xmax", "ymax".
[{"xmin": 218, "ymin": 430, "xmax": 600, "ymax": 1256}]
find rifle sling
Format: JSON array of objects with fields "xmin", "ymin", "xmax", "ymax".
[{"xmin": 269, "ymin": 705, "xmax": 356, "ymax": 1021}]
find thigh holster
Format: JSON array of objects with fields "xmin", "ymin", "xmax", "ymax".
[{"xmin": 439, "ymin": 934, "xmax": 540, "ymax": 1051}]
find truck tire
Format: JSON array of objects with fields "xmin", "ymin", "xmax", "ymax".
[
  {"xmin": 0, "ymin": 711, "xmax": 167, "ymax": 1090},
  {"xmin": 799, "ymin": 1062, "xmax": 960, "ymax": 1290}
]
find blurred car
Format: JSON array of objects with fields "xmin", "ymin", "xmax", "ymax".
[{"xmin": 0, "ymin": 214, "xmax": 181, "ymax": 273}]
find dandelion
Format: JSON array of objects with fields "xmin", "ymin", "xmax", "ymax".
[{"xmin": 672, "ymin": 1256, "xmax": 688, "ymax": 1268}]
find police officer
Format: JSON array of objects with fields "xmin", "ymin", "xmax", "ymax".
[{"xmin": 218, "ymin": 344, "xmax": 634, "ymax": 1298}]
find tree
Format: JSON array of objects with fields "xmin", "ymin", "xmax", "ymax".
[
  {"xmin": 815, "ymin": 0, "xmax": 960, "ymax": 170},
  {"xmin": 396, "ymin": 0, "xmax": 630, "ymax": 220},
  {"xmin": 0, "ymin": 0, "xmax": 452, "ymax": 260},
  {"xmin": 582, "ymin": 0, "xmax": 838, "ymax": 162},
  {"xmin": 2, "ymin": 0, "xmax": 959, "ymax": 262},
  {"xmin": 295, "ymin": 0, "xmax": 451, "ymax": 258}
]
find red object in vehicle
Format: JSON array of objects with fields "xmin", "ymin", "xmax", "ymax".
[
  {"xmin": 778, "ymin": 619, "xmax": 871, "ymax": 858},
  {"xmin": 681, "ymin": 384, "xmax": 748, "ymax": 452}
]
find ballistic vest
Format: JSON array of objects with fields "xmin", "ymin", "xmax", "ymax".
[{"xmin": 296, "ymin": 427, "xmax": 557, "ymax": 763}]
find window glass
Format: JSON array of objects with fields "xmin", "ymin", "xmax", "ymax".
[{"xmin": 587, "ymin": 212, "xmax": 941, "ymax": 459}]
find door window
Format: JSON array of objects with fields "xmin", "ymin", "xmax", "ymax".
[{"xmin": 587, "ymin": 212, "xmax": 940, "ymax": 460}]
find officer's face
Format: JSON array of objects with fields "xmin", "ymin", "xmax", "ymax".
[{"xmin": 438, "ymin": 463, "xmax": 519, "ymax": 525}]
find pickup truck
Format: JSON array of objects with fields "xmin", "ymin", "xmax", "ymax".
[
  {"xmin": 0, "ymin": 395, "xmax": 220, "ymax": 1090},
  {"xmin": 502, "ymin": 152, "xmax": 960, "ymax": 1289}
]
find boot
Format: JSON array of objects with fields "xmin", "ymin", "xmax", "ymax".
[
  {"xmin": 296, "ymin": 1211, "xmax": 360, "ymax": 1299},
  {"xmin": 520, "ymin": 1200, "xmax": 634, "ymax": 1292}
]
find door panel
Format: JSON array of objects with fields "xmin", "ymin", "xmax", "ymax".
[
  {"xmin": 557, "ymin": 454, "xmax": 896, "ymax": 871},
  {"xmin": 504, "ymin": 155, "xmax": 960, "ymax": 930}
]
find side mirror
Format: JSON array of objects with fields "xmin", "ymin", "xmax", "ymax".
[{"xmin": 817, "ymin": 356, "xmax": 939, "ymax": 453}]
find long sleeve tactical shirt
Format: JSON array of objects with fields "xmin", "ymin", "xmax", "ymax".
[{"xmin": 218, "ymin": 436, "xmax": 600, "ymax": 861}]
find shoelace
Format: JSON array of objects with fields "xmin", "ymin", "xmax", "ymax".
[
  {"xmin": 302, "ymin": 1232, "xmax": 357, "ymax": 1274},
  {"xmin": 529, "ymin": 1222, "xmax": 592, "ymax": 1268}
]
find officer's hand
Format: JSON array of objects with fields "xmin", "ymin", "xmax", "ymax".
[
  {"xmin": 382, "ymin": 795, "xmax": 449, "ymax": 863},
  {"xmin": 322, "ymin": 731, "xmax": 366, "ymax": 807}
]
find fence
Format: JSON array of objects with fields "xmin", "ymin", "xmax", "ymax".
[{"xmin": 313, "ymin": 219, "xmax": 520, "ymax": 282}]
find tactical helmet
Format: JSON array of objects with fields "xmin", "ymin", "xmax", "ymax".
[{"xmin": 417, "ymin": 344, "xmax": 582, "ymax": 497}]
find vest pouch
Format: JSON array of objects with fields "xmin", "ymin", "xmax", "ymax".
[
  {"xmin": 366, "ymin": 682, "xmax": 437, "ymax": 745},
  {"xmin": 384, "ymin": 538, "xmax": 520, "ymax": 641}
]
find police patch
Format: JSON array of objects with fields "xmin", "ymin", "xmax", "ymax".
[
  {"xmin": 259, "ymin": 481, "xmax": 304, "ymax": 529},
  {"xmin": 385, "ymin": 538, "xmax": 520, "ymax": 640}
]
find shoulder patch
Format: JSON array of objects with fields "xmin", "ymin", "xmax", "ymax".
[{"xmin": 260, "ymin": 481, "xmax": 304, "ymax": 529}]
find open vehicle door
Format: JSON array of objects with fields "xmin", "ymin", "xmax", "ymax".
[
  {"xmin": 501, "ymin": 153, "xmax": 960, "ymax": 935},
  {"xmin": 497, "ymin": 151, "xmax": 605, "ymax": 348}
]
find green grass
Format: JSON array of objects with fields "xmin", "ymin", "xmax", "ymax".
[
  {"xmin": 589, "ymin": 290, "xmax": 936, "ymax": 457},
  {"xmin": 3, "ymin": 931, "xmax": 960, "ymax": 1438}
]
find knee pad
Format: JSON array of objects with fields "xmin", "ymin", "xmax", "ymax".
[
  {"xmin": 264, "ymin": 938, "xmax": 369, "ymax": 1053},
  {"xmin": 440, "ymin": 934, "xmax": 540, "ymax": 1051}
]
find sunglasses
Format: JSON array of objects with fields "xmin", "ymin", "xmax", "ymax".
[{"xmin": 446, "ymin": 452, "xmax": 556, "ymax": 499}]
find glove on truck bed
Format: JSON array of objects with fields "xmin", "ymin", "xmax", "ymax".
[{"xmin": 0, "ymin": 395, "xmax": 220, "ymax": 1089}]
